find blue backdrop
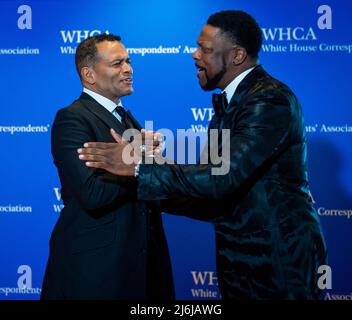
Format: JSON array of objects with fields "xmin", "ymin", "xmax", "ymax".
[{"xmin": 0, "ymin": 0, "xmax": 351, "ymax": 300}]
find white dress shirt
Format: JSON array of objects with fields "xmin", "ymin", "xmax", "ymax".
[
  {"xmin": 83, "ymin": 87, "xmax": 123, "ymax": 122},
  {"xmin": 223, "ymin": 66, "xmax": 256, "ymax": 104}
]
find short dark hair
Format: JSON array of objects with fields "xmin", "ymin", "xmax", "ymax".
[
  {"xmin": 207, "ymin": 10, "xmax": 262, "ymax": 58},
  {"xmin": 75, "ymin": 33, "xmax": 121, "ymax": 78}
]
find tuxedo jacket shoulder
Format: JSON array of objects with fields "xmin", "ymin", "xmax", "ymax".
[{"xmin": 137, "ymin": 65, "xmax": 307, "ymax": 215}]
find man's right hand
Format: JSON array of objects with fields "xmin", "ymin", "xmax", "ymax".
[
  {"xmin": 77, "ymin": 129, "xmax": 137, "ymax": 176},
  {"xmin": 77, "ymin": 128, "xmax": 164, "ymax": 176}
]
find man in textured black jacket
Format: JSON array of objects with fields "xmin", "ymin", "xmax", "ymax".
[
  {"xmin": 41, "ymin": 34, "xmax": 174, "ymax": 300},
  {"xmin": 78, "ymin": 11, "xmax": 327, "ymax": 299}
]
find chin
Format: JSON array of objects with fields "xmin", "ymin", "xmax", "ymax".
[
  {"xmin": 125, "ymin": 88, "xmax": 134, "ymax": 95},
  {"xmin": 199, "ymin": 81, "xmax": 209, "ymax": 91},
  {"xmin": 200, "ymin": 83, "xmax": 216, "ymax": 92}
]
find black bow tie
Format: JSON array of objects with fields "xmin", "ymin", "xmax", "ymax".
[{"xmin": 212, "ymin": 93, "xmax": 228, "ymax": 119}]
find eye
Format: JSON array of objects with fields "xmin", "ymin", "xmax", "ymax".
[{"xmin": 201, "ymin": 47, "xmax": 212, "ymax": 54}]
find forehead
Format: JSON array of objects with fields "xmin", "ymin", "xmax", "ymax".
[
  {"xmin": 96, "ymin": 41, "xmax": 128, "ymax": 60},
  {"xmin": 197, "ymin": 24, "xmax": 221, "ymax": 43}
]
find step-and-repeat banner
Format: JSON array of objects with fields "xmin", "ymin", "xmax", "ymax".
[{"xmin": 0, "ymin": 0, "xmax": 351, "ymax": 300}]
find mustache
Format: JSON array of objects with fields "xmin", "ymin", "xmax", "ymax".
[{"xmin": 195, "ymin": 63, "xmax": 205, "ymax": 69}]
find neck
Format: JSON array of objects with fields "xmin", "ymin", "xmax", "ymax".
[
  {"xmin": 221, "ymin": 60, "xmax": 257, "ymax": 90},
  {"xmin": 83, "ymin": 84, "xmax": 119, "ymax": 104},
  {"xmin": 236, "ymin": 61, "xmax": 257, "ymax": 77}
]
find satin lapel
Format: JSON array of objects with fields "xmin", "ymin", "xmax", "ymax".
[
  {"xmin": 229, "ymin": 65, "xmax": 267, "ymax": 106},
  {"xmin": 78, "ymin": 92, "xmax": 126, "ymax": 136}
]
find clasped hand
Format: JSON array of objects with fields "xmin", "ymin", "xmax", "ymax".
[{"xmin": 77, "ymin": 128, "xmax": 163, "ymax": 176}]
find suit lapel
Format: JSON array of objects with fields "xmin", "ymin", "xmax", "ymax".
[
  {"xmin": 229, "ymin": 65, "xmax": 267, "ymax": 106},
  {"xmin": 78, "ymin": 92, "xmax": 126, "ymax": 136},
  {"xmin": 126, "ymin": 110, "xmax": 142, "ymax": 130}
]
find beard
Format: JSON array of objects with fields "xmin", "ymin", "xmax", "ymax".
[{"xmin": 201, "ymin": 57, "xmax": 227, "ymax": 91}]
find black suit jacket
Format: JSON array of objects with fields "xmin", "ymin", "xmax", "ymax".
[
  {"xmin": 137, "ymin": 66, "xmax": 327, "ymax": 299},
  {"xmin": 41, "ymin": 93, "xmax": 174, "ymax": 300}
]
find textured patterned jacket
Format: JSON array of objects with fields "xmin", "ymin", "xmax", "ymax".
[{"xmin": 138, "ymin": 65, "xmax": 327, "ymax": 299}]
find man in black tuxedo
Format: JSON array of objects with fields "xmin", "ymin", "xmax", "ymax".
[
  {"xmin": 78, "ymin": 12, "xmax": 328, "ymax": 299},
  {"xmin": 41, "ymin": 34, "xmax": 174, "ymax": 300}
]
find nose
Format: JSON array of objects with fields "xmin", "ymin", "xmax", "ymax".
[
  {"xmin": 122, "ymin": 61, "xmax": 133, "ymax": 74},
  {"xmin": 192, "ymin": 47, "xmax": 201, "ymax": 61}
]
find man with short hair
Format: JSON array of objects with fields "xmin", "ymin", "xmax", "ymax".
[
  {"xmin": 41, "ymin": 34, "xmax": 174, "ymax": 300},
  {"xmin": 78, "ymin": 11, "xmax": 328, "ymax": 299}
]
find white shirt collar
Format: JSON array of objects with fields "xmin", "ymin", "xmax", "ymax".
[
  {"xmin": 83, "ymin": 87, "xmax": 123, "ymax": 112},
  {"xmin": 223, "ymin": 66, "xmax": 256, "ymax": 104}
]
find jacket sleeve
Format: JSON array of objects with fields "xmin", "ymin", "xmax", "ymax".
[
  {"xmin": 51, "ymin": 108, "xmax": 135, "ymax": 213},
  {"xmin": 157, "ymin": 197, "xmax": 226, "ymax": 222},
  {"xmin": 137, "ymin": 90, "xmax": 293, "ymax": 211}
]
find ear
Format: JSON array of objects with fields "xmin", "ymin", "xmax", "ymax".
[
  {"xmin": 232, "ymin": 47, "xmax": 247, "ymax": 65},
  {"xmin": 80, "ymin": 66, "xmax": 96, "ymax": 85}
]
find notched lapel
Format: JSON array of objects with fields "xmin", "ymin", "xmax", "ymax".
[
  {"xmin": 229, "ymin": 65, "xmax": 266, "ymax": 106},
  {"xmin": 126, "ymin": 110, "xmax": 142, "ymax": 130},
  {"xmin": 79, "ymin": 92, "xmax": 126, "ymax": 136}
]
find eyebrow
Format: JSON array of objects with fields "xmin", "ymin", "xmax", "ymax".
[
  {"xmin": 197, "ymin": 40, "xmax": 210, "ymax": 46},
  {"xmin": 110, "ymin": 56, "xmax": 130, "ymax": 63}
]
